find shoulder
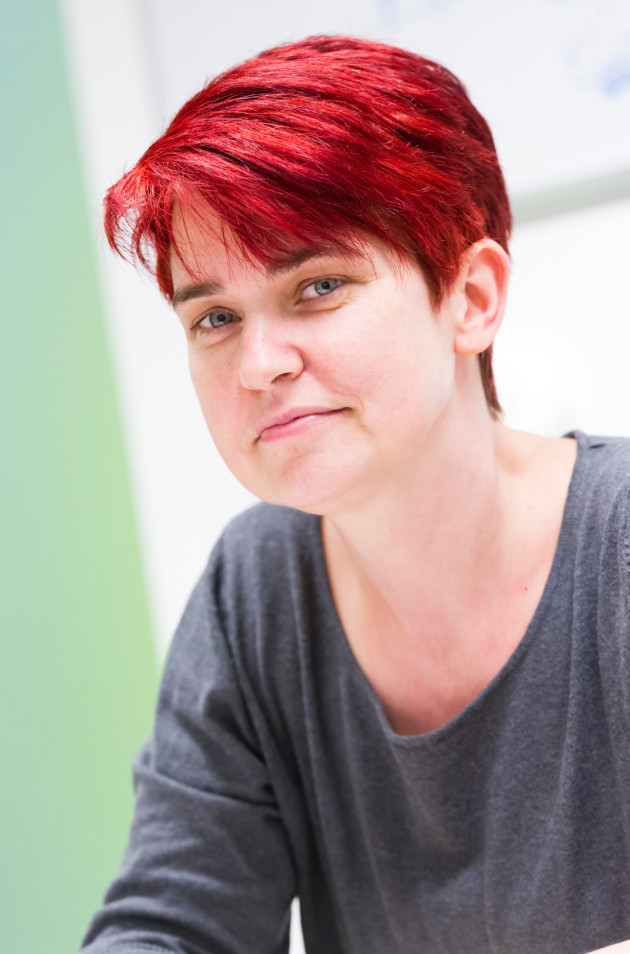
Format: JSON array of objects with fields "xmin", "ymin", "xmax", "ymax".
[
  {"xmin": 205, "ymin": 505, "xmax": 329, "ymax": 744},
  {"xmin": 570, "ymin": 435, "xmax": 630, "ymax": 730},
  {"xmin": 570, "ymin": 431, "xmax": 630, "ymax": 476},
  {"xmin": 219, "ymin": 500, "xmax": 317, "ymax": 552},
  {"xmin": 165, "ymin": 504, "xmax": 325, "ymax": 743},
  {"xmin": 568, "ymin": 433, "xmax": 630, "ymax": 577},
  {"xmin": 198, "ymin": 501, "xmax": 325, "ymax": 656},
  {"xmin": 569, "ymin": 432, "xmax": 630, "ymax": 629},
  {"xmin": 214, "ymin": 502, "xmax": 320, "ymax": 585},
  {"xmin": 569, "ymin": 432, "xmax": 630, "ymax": 525},
  {"xmin": 176, "ymin": 503, "xmax": 319, "ymax": 643}
]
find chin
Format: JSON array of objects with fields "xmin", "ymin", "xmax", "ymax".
[
  {"xmin": 251, "ymin": 479, "xmax": 344, "ymax": 517},
  {"xmin": 241, "ymin": 458, "xmax": 367, "ymax": 516}
]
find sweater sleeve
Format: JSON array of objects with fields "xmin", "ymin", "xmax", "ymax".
[{"xmin": 80, "ymin": 544, "xmax": 297, "ymax": 954}]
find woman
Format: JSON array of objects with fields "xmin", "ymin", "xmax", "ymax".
[{"xmin": 82, "ymin": 36, "xmax": 630, "ymax": 954}]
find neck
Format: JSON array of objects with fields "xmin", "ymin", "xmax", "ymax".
[{"xmin": 321, "ymin": 411, "xmax": 548, "ymax": 646}]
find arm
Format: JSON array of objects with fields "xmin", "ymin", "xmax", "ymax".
[{"xmin": 81, "ymin": 553, "xmax": 296, "ymax": 953}]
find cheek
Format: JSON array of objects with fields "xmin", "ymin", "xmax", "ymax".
[
  {"xmin": 189, "ymin": 355, "xmax": 236, "ymax": 438},
  {"xmin": 373, "ymin": 325, "xmax": 453, "ymax": 416},
  {"xmin": 313, "ymin": 310, "xmax": 390, "ymax": 387},
  {"xmin": 189, "ymin": 354, "xmax": 212, "ymax": 410}
]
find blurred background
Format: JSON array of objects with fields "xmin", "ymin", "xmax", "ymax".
[{"xmin": 2, "ymin": 1, "xmax": 630, "ymax": 952}]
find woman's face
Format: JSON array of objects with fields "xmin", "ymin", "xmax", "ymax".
[{"xmin": 171, "ymin": 209, "xmax": 460, "ymax": 514}]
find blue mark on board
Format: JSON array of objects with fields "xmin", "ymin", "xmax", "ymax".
[
  {"xmin": 570, "ymin": 44, "xmax": 630, "ymax": 98},
  {"xmin": 601, "ymin": 57, "xmax": 630, "ymax": 97}
]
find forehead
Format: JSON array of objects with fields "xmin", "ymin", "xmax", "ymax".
[
  {"xmin": 169, "ymin": 201, "xmax": 379, "ymax": 296},
  {"xmin": 171, "ymin": 202, "xmax": 251, "ymax": 281}
]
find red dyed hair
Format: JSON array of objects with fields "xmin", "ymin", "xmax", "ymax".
[{"xmin": 105, "ymin": 35, "xmax": 511, "ymax": 414}]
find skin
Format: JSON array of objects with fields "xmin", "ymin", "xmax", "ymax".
[{"xmin": 587, "ymin": 946, "xmax": 630, "ymax": 954}]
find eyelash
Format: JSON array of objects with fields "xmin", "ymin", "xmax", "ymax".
[{"xmin": 193, "ymin": 276, "xmax": 345, "ymax": 336}]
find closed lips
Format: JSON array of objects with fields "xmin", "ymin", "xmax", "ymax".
[{"xmin": 256, "ymin": 407, "xmax": 345, "ymax": 440}]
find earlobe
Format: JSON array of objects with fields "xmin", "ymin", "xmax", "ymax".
[{"xmin": 452, "ymin": 239, "xmax": 510, "ymax": 356}]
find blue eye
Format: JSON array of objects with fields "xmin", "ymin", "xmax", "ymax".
[
  {"xmin": 200, "ymin": 309, "xmax": 236, "ymax": 330},
  {"xmin": 315, "ymin": 278, "xmax": 341, "ymax": 296},
  {"xmin": 302, "ymin": 277, "xmax": 342, "ymax": 300}
]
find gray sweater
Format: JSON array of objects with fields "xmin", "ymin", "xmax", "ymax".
[{"xmin": 81, "ymin": 432, "xmax": 630, "ymax": 954}]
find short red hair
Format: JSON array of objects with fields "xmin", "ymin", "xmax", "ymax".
[{"xmin": 105, "ymin": 35, "xmax": 511, "ymax": 414}]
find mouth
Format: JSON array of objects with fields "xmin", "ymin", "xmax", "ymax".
[{"xmin": 257, "ymin": 407, "xmax": 348, "ymax": 443}]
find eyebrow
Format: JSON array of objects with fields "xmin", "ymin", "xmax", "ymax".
[
  {"xmin": 172, "ymin": 280, "xmax": 223, "ymax": 309},
  {"xmin": 171, "ymin": 243, "xmax": 342, "ymax": 310}
]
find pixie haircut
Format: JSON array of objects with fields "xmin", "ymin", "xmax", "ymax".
[{"xmin": 104, "ymin": 35, "xmax": 512, "ymax": 415}]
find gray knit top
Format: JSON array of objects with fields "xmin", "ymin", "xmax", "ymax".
[{"xmin": 82, "ymin": 432, "xmax": 630, "ymax": 954}]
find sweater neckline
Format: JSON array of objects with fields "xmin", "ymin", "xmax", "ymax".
[{"xmin": 312, "ymin": 431, "xmax": 589, "ymax": 748}]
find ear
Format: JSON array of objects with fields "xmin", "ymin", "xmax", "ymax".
[{"xmin": 452, "ymin": 239, "xmax": 510, "ymax": 355}]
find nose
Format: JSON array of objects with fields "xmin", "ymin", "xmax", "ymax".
[{"xmin": 238, "ymin": 313, "xmax": 304, "ymax": 391}]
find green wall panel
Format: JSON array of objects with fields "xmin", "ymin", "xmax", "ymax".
[{"xmin": 0, "ymin": 2, "xmax": 158, "ymax": 952}]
